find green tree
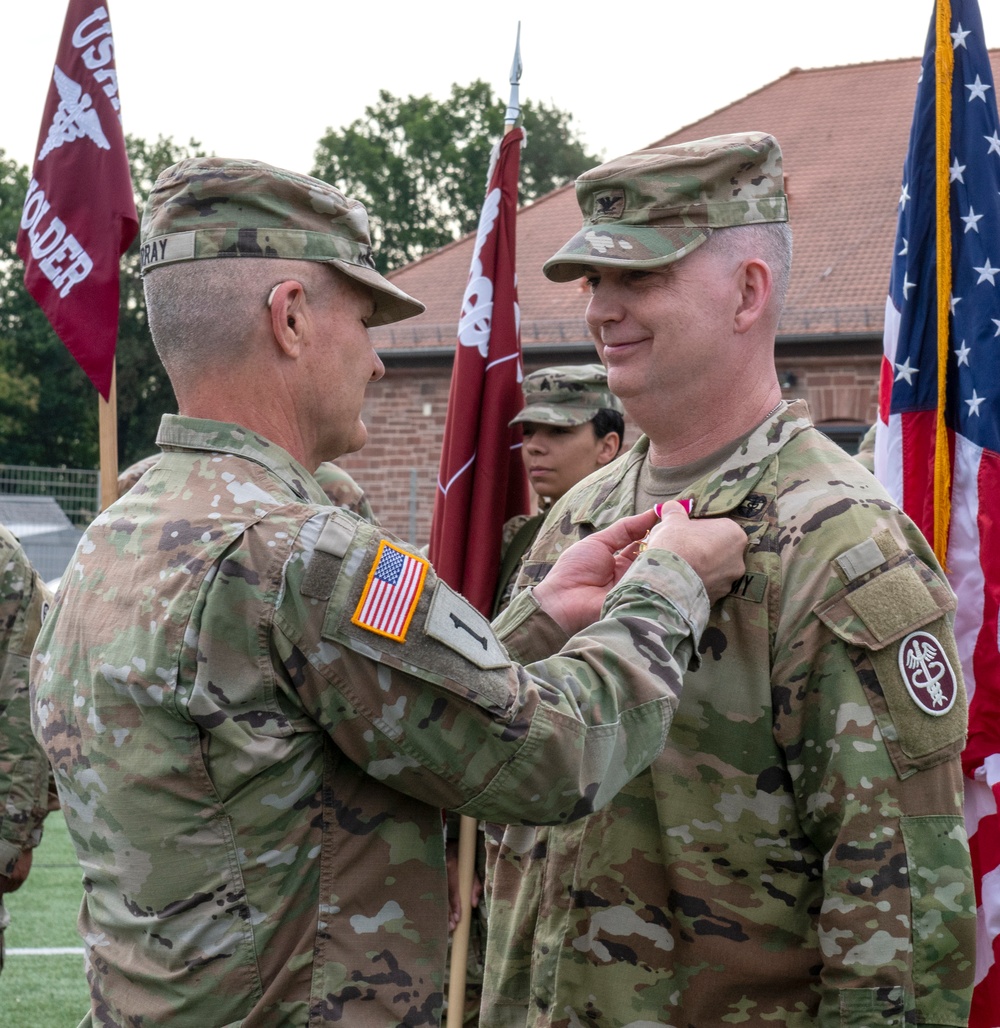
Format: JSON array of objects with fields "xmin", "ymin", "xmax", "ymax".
[
  {"xmin": 312, "ymin": 80, "xmax": 600, "ymax": 272},
  {"xmin": 114, "ymin": 135, "xmax": 204, "ymax": 469},
  {"xmin": 0, "ymin": 136, "xmax": 202, "ymax": 472},
  {"xmin": 0, "ymin": 149, "xmax": 91, "ymax": 468}
]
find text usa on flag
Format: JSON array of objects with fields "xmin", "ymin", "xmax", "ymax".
[
  {"xmin": 873, "ymin": 1, "xmax": 1000, "ymax": 1021},
  {"xmin": 428, "ymin": 127, "xmax": 530, "ymax": 615},
  {"xmin": 16, "ymin": 0, "xmax": 138, "ymax": 400}
]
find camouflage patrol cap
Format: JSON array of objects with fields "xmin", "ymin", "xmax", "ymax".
[
  {"xmin": 543, "ymin": 132, "xmax": 788, "ymax": 282},
  {"xmin": 139, "ymin": 157, "xmax": 425, "ymax": 327},
  {"xmin": 509, "ymin": 364, "xmax": 624, "ymax": 427}
]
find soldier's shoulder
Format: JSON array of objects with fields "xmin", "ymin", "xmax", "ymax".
[
  {"xmin": 117, "ymin": 453, "xmax": 161, "ymax": 498},
  {"xmin": 548, "ymin": 452, "xmax": 635, "ymax": 527},
  {"xmin": 0, "ymin": 523, "xmax": 25, "ymax": 561},
  {"xmin": 775, "ymin": 425, "xmax": 901, "ymax": 521},
  {"xmin": 779, "ymin": 423, "xmax": 882, "ymax": 477},
  {"xmin": 312, "ymin": 461, "xmax": 377, "ymax": 522},
  {"xmin": 279, "ymin": 506, "xmax": 516, "ymax": 709},
  {"xmin": 0, "ymin": 524, "xmax": 36, "ymax": 592},
  {"xmin": 500, "ymin": 513, "xmax": 535, "ymax": 554},
  {"xmin": 769, "ymin": 426, "xmax": 944, "ymax": 589}
]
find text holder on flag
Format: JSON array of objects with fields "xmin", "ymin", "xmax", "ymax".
[{"xmin": 874, "ymin": 2, "xmax": 1000, "ymax": 1022}]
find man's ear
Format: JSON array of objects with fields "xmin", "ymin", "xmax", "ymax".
[
  {"xmin": 733, "ymin": 258, "xmax": 773, "ymax": 335},
  {"xmin": 268, "ymin": 280, "xmax": 308, "ymax": 358}
]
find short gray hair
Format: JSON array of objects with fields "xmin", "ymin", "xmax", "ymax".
[
  {"xmin": 143, "ymin": 259, "xmax": 330, "ymax": 385},
  {"xmin": 703, "ymin": 222, "xmax": 793, "ymax": 313}
]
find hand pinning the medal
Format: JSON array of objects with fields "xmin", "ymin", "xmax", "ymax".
[
  {"xmin": 639, "ymin": 498, "xmax": 694, "ymax": 551},
  {"xmin": 639, "ymin": 501, "xmax": 747, "ymax": 604}
]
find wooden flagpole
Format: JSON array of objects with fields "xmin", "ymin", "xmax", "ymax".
[
  {"xmin": 98, "ymin": 361, "xmax": 118, "ymax": 512},
  {"xmin": 444, "ymin": 26, "xmax": 522, "ymax": 1027}
]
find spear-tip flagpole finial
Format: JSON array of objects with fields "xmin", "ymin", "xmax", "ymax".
[{"xmin": 504, "ymin": 22, "xmax": 522, "ymax": 127}]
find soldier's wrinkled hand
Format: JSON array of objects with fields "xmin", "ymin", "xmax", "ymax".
[
  {"xmin": 0, "ymin": 850, "xmax": 33, "ymax": 896},
  {"xmin": 646, "ymin": 503, "xmax": 747, "ymax": 604},
  {"xmin": 534, "ymin": 508, "xmax": 661, "ymax": 634}
]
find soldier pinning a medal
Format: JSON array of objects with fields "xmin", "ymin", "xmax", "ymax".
[
  {"xmin": 29, "ymin": 157, "xmax": 747, "ymax": 1027},
  {"xmin": 481, "ymin": 132, "xmax": 975, "ymax": 1027}
]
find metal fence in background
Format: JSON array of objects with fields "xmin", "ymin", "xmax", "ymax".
[
  {"xmin": 0, "ymin": 464, "xmax": 100, "ymax": 583},
  {"xmin": 0, "ymin": 464, "xmax": 100, "ymax": 527}
]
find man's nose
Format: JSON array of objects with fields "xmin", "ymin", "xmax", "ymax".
[
  {"xmin": 585, "ymin": 285, "xmax": 622, "ymax": 335},
  {"xmin": 370, "ymin": 351, "xmax": 385, "ymax": 382}
]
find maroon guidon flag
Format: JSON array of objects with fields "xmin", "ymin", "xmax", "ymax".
[
  {"xmin": 429, "ymin": 127, "xmax": 530, "ymax": 615},
  {"xmin": 17, "ymin": 0, "xmax": 138, "ymax": 400}
]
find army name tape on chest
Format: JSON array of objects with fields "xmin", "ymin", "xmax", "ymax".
[{"xmin": 309, "ymin": 510, "xmax": 508, "ymax": 669}]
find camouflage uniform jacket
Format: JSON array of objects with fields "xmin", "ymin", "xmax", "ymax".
[
  {"xmin": 31, "ymin": 415, "xmax": 711, "ymax": 1028},
  {"xmin": 493, "ymin": 512, "xmax": 547, "ymax": 617},
  {"xmin": 312, "ymin": 461, "xmax": 379, "ymax": 525},
  {"xmin": 483, "ymin": 400, "xmax": 974, "ymax": 1028},
  {"xmin": 120, "ymin": 455, "xmax": 378, "ymax": 525},
  {"xmin": 0, "ymin": 525, "xmax": 50, "ymax": 880}
]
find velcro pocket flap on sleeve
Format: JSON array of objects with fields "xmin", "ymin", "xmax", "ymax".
[
  {"xmin": 816, "ymin": 557, "xmax": 955, "ymax": 651},
  {"xmin": 816, "ymin": 554, "xmax": 965, "ymax": 769},
  {"xmin": 301, "ymin": 509, "xmax": 359, "ymax": 601}
]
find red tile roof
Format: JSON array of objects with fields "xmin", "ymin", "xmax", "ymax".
[{"xmin": 372, "ymin": 52, "xmax": 1000, "ymax": 351}]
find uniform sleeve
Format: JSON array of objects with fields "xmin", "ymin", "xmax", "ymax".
[
  {"xmin": 0, "ymin": 532, "xmax": 52, "ymax": 876},
  {"xmin": 772, "ymin": 511, "xmax": 973, "ymax": 1026},
  {"xmin": 273, "ymin": 510, "xmax": 709, "ymax": 827},
  {"xmin": 494, "ymin": 550, "xmax": 708, "ymax": 671}
]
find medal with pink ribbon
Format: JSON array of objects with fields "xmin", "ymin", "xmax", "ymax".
[{"xmin": 654, "ymin": 499, "xmax": 693, "ymax": 518}]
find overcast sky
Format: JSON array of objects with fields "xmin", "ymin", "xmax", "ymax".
[{"xmin": 6, "ymin": 1, "xmax": 999, "ymax": 177}]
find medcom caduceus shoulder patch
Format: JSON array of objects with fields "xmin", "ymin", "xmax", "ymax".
[{"xmin": 898, "ymin": 630, "xmax": 958, "ymax": 716}]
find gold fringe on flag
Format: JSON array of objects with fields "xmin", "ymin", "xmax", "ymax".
[{"xmin": 934, "ymin": 0, "xmax": 953, "ymax": 567}]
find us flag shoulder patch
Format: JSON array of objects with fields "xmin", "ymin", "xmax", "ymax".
[{"xmin": 352, "ymin": 540, "xmax": 429, "ymax": 643}]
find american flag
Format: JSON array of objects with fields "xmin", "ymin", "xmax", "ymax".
[
  {"xmin": 874, "ymin": 1, "xmax": 1000, "ymax": 1020},
  {"xmin": 352, "ymin": 541, "xmax": 429, "ymax": 643}
]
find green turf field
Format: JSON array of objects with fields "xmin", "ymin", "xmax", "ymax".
[{"xmin": 1, "ymin": 813, "xmax": 89, "ymax": 1027}]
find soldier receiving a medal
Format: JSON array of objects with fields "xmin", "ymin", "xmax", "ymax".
[{"xmin": 481, "ymin": 132, "xmax": 975, "ymax": 1027}]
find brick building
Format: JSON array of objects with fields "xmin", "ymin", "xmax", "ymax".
[{"xmin": 337, "ymin": 51, "xmax": 1000, "ymax": 543}]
